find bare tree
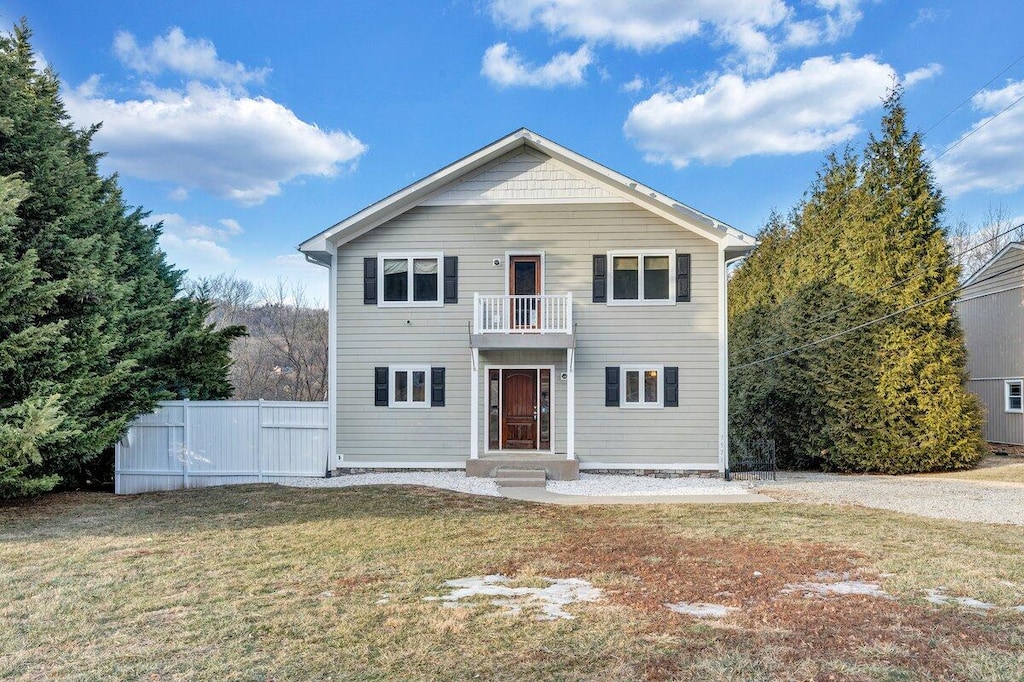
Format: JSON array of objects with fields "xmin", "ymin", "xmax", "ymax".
[
  {"xmin": 187, "ymin": 274, "xmax": 328, "ymax": 401},
  {"xmin": 948, "ymin": 204, "xmax": 1024, "ymax": 281}
]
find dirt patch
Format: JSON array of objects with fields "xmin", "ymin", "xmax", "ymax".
[
  {"xmin": 509, "ymin": 523, "xmax": 1024, "ymax": 680},
  {"xmin": 510, "ymin": 525, "xmax": 862, "ymax": 612}
]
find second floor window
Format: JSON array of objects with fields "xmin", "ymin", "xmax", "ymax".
[
  {"xmin": 379, "ymin": 253, "xmax": 443, "ymax": 306},
  {"xmin": 608, "ymin": 251, "xmax": 674, "ymax": 304}
]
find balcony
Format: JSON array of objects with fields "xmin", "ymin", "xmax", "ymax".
[{"xmin": 471, "ymin": 293, "xmax": 574, "ymax": 349}]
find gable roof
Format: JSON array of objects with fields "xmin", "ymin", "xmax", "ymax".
[
  {"xmin": 298, "ymin": 128, "xmax": 756, "ymax": 264},
  {"xmin": 962, "ymin": 241, "xmax": 1024, "ymax": 288}
]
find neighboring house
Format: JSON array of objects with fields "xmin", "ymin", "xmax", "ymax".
[
  {"xmin": 956, "ymin": 242, "xmax": 1024, "ymax": 445},
  {"xmin": 299, "ymin": 129, "xmax": 756, "ymax": 479}
]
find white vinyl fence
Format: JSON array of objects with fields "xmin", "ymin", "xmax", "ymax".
[{"xmin": 115, "ymin": 400, "xmax": 329, "ymax": 494}]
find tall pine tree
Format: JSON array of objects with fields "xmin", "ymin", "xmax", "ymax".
[{"xmin": 0, "ymin": 22, "xmax": 245, "ymax": 495}]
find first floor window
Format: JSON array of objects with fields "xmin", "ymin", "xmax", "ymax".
[
  {"xmin": 379, "ymin": 254, "xmax": 442, "ymax": 305},
  {"xmin": 1007, "ymin": 380, "xmax": 1023, "ymax": 413},
  {"xmin": 391, "ymin": 366, "xmax": 430, "ymax": 407},
  {"xmin": 622, "ymin": 366, "xmax": 662, "ymax": 407},
  {"xmin": 609, "ymin": 251, "xmax": 674, "ymax": 304}
]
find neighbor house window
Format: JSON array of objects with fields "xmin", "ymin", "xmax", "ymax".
[
  {"xmin": 1006, "ymin": 380, "xmax": 1023, "ymax": 413},
  {"xmin": 390, "ymin": 366, "xmax": 431, "ymax": 408},
  {"xmin": 378, "ymin": 253, "xmax": 443, "ymax": 306},
  {"xmin": 608, "ymin": 251, "xmax": 674, "ymax": 304},
  {"xmin": 621, "ymin": 366, "xmax": 662, "ymax": 408}
]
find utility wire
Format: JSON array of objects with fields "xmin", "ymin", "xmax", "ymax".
[
  {"xmin": 731, "ymin": 259, "xmax": 1024, "ymax": 371},
  {"xmin": 930, "ymin": 90, "xmax": 1024, "ymax": 162},
  {"xmin": 922, "ymin": 53, "xmax": 1024, "ymax": 137},
  {"xmin": 738, "ymin": 219, "xmax": 1024, "ymax": 354}
]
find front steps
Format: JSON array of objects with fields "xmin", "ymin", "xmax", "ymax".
[
  {"xmin": 494, "ymin": 467, "xmax": 547, "ymax": 488},
  {"xmin": 465, "ymin": 455, "xmax": 579, "ymax": 481}
]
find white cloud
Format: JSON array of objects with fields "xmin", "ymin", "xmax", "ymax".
[
  {"xmin": 488, "ymin": 0, "xmax": 865, "ymax": 75},
  {"xmin": 933, "ymin": 79, "xmax": 1024, "ymax": 196},
  {"xmin": 621, "ymin": 75, "xmax": 645, "ymax": 93},
  {"xmin": 624, "ymin": 55, "xmax": 895, "ymax": 167},
  {"xmin": 903, "ymin": 63, "xmax": 942, "ymax": 87},
  {"xmin": 65, "ymin": 80, "xmax": 366, "ymax": 205},
  {"xmin": 481, "ymin": 43, "xmax": 592, "ymax": 88},
  {"xmin": 114, "ymin": 27, "xmax": 268, "ymax": 88},
  {"xmin": 152, "ymin": 212, "xmax": 242, "ymax": 243}
]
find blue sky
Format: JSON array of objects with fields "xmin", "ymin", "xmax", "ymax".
[{"xmin": 4, "ymin": 1, "xmax": 1024, "ymax": 303}]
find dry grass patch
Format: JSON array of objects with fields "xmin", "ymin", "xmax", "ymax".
[
  {"xmin": 918, "ymin": 456, "xmax": 1024, "ymax": 484},
  {"xmin": 1, "ymin": 485, "xmax": 1022, "ymax": 681}
]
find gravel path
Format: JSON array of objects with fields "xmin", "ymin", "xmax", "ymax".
[
  {"xmin": 277, "ymin": 471, "xmax": 751, "ymax": 498},
  {"xmin": 277, "ymin": 472, "xmax": 501, "ymax": 497},
  {"xmin": 753, "ymin": 472, "xmax": 1024, "ymax": 525},
  {"xmin": 548, "ymin": 473, "xmax": 749, "ymax": 497}
]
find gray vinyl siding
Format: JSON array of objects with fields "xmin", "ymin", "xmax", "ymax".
[
  {"xmin": 963, "ymin": 246, "xmax": 1024, "ymax": 297},
  {"xmin": 966, "ymin": 380, "xmax": 1024, "ymax": 445},
  {"xmin": 335, "ymin": 203, "xmax": 720, "ymax": 468},
  {"xmin": 955, "ymin": 245, "xmax": 1024, "ymax": 445}
]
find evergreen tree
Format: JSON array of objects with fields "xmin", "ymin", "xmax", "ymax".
[
  {"xmin": 0, "ymin": 22, "xmax": 245, "ymax": 492},
  {"xmin": 729, "ymin": 89, "xmax": 984, "ymax": 473}
]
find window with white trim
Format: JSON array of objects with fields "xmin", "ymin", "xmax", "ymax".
[
  {"xmin": 608, "ymin": 250, "xmax": 675, "ymax": 304},
  {"xmin": 379, "ymin": 253, "xmax": 443, "ymax": 306},
  {"xmin": 621, "ymin": 366, "xmax": 663, "ymax": 408},
  {"xmin": 1006, "ymin": 379, "xmax": 1023, "ymax": 413},
  {"xmin": 390, "ymin": 366, "xmax": 431, "ymax": 408}
]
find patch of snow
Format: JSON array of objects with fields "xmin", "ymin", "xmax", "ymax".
[
  {"xmin": 925, "ymin": 588, "xmax": 996, "ymax": 611},
  {"xmin": 665, "ymin": 601, "xmax": 739, "ymax": 618},
  {"xmin": 425, "ymin": 574, "xmax": 601, "ymax": 620},
  {"xmin": 783, "ymin": 572, "xmax": 891, "ymax": 599},
  {"xmin": 276, "ymin": 472, "xmax": 501, "ymax": 497},
  {"xmin": 547, "ymin": 473, "xmax": 749, "ymax": 497}
]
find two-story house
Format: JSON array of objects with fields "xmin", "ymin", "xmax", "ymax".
[{"xmin": 299, "ymin": 129, "xmax": 755, "ymax": 480}]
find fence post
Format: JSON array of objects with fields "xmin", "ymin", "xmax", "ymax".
[
  {"xmin": 182, "ymin": 398, "xmax": 191, "ymax": 489},
  {"xmin": 257, "ymin": 399, "xmax": 264, "ymax": 483}
]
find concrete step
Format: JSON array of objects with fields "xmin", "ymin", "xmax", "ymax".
[{"xmin": 495, "ymin": 467, "xmax": 547, "ymax": 488}]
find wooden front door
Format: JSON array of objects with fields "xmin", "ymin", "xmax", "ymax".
[
  {"xmin": 502, "ymin": 369, "xmax": 537, "ymax": 449},
  {"xmin": 509, "ymin": 256, "xmax": 541, "ymax": 330}
]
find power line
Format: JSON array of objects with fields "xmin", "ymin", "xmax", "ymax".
[
  {"xmin": 738, "ymin": 219, "xmax": 1024, "ymax": 355},
  {"xmin": 731, "ymin": 259, "xmax": 1024, "ymax": 371},
  {"xmin": 922, "ymin": 53, "xmax": 1024, "ymax": 138},
  {"xmin": 930, "ymin": 89, "xmax": 1024, "ymax": 163}
]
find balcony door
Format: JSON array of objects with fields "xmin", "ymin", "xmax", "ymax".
[{"xmin": 509, "ymin": 255, "xmax": 541, "ymax": 330}]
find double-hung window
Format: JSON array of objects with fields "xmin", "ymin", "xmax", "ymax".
[
  {"xmin": 621, "ymin": 366, "xmax": 663, "ymax": 408},
  {"xmin": 608, "ymin": 250, "xmax": 675, "ymax": 304},
  {"xmin": 390, "ymin": 366, "xmax": 431, "ymax": 408},
  {"xmin": 379, "ymin": 253, "xmax": 443, "ymax": 306},
  {"xmin": 1006, "ymin": 380, "xmax": 1023, "ymax": 413}
]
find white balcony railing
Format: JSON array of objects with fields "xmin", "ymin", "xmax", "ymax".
[{"xmin": 473, "ymin": 293, "xmax": 573, "ymax": 334}]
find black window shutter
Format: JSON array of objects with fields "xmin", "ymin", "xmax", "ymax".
[
  {"xmin": 664, "ymin": 366, "xmax": 679, "ymax": 407},
  {"xmin": 605, "ymin": 366, "xmax": 620, "ymax": 407},
  {"xmin": 593, "ymin": 255, "xmax": 607, "ymax": 303},
  {"xmin": 364, "ymin": 257, "xmax": 377, "ymax": 304},
  {"xmin": 374, "ymin": 367, "xmax": 388, "ymax": 406},
  {"xmin": 443, "ymin": 256, "xmax": 458, "ymax": 304},
  {"xmin": 676, "ymin": 254, "xmax": 691, "ymax": 302},
  {"xmin": 431, "ymin": 367, "xmax": 445, "ymax": 406}
]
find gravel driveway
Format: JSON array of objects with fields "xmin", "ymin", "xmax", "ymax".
[{"xmin": 753, "ymin": 472, "xmax": 1024, "ymax": 525}]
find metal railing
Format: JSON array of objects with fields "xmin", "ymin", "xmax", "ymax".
[{"xmin": 474, "ymin": 293, "xmax": 573, "ymax": 334}]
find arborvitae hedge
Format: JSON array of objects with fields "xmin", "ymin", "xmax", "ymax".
[{"xmin": 729, "ymin": 89, "xmax": 984, "ymax": 473}]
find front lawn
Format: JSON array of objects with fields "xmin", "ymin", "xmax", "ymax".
[{"xmin": 1, "ymin": 485, "xmax": 1022, "ymax": 681}]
